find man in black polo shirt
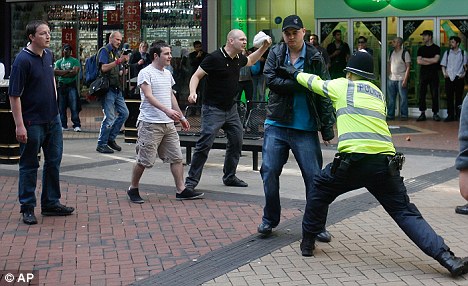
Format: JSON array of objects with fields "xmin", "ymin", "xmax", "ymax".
[{"xmin": 185, "ymin": 29, "xmax": 271, "ymax": 192}]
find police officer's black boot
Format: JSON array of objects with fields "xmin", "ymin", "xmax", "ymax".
[
  {"xmin": 300, "ymin": 233, "xmax": 315, "ymax": 257},
  {"xmin": 437, "ymin": 250, "xmax": 468, "ymax": 277}
]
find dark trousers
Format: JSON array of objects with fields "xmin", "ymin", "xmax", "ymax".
[
  {"xmin": 185, "ymin": 104, "xmax": 243, "ymax": 188},
  {"xmin": 302, "ymin": 154, "xmax": 449, "ymax": 259},
  {"xmin": 418, "ymin": 73, "xmax": 440, "ymax": 113},
  {"xmin": 445, "ymin": 76, "xmax": 465, "ymax": 119}
]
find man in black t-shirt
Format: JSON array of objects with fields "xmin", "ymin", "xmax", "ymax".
[
  {"xmin": 416, "ymin": 30, "xmax": 441, "ymax": 121},
  {"xmin": 184, "ymin": 29, "xmax": 271, "ymax": 192}
]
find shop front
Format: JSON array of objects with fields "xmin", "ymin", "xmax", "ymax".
[
  {"xmin": 3, "ymin": 0, "xmax": 205, "ymax": 79},
  {"xmin": 316, "ymin": 0, "xmax": 468, "ymax": 118}
]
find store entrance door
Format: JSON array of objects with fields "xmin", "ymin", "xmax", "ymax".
[
  {"xmin": 399, "ymin": 18, "xmax": 437, "ymax": 115},
  {"xmin": 318, "ymin": 18, "xmax": 386, "ymax": 91}
]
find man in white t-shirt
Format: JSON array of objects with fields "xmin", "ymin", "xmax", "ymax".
[
  {"xmin": 127, "ymin": 41, "xmax": 204, "ymax": 203},
  {"xmin": 387, "ymin": 37, "xmax": 411, "ymax": 121}
]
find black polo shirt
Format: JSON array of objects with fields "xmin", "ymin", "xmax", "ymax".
[{"xmin": 200, "ymin": 46, "xmax": 248, "ymax": 109}]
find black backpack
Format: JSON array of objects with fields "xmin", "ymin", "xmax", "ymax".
[{"xmin": 389, "ymin": 48, "xmax": 410, "ymax": 63}]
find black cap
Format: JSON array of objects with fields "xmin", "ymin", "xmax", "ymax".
[
  {"xmin": 63, "ymin": 44, "xmax": 72, "ymax": 51},
  {"xmin": 420, "ymin": 30, "xmax": 433, "ymax": 37},
  {"xmin": 282, "ymin": 15, "xmax": 303, "ymax": 31}
]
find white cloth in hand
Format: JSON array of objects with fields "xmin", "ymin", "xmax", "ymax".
[{"xmin": 253, "ymin": 31, "xmax": 271, "ymax": 48}]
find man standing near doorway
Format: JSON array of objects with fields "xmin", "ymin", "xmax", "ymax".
[
  {"xmin": 416, "ymin": 30, "xmax": 441, "ymax": 122},
  {"xmin": 327, "ymin": 29, "xmax": 350, "ymax": 79},
  {"xmin": 387, "ymin": 37, "xmax": 411, "ymax": 121},
  {"xmin": 54, "ymin": 44, "xmax": 82, "ymax": 132},
  {"xmin": 189, "ymin": 40, "xmax": 207, "ymax": 105},
  {"xmin": 309, "ymin": 34, "xmax": 330, "ymax": 68},
  {"xmin": 440, "ymin": 36, "xmax": 467, "ymax": 122}
]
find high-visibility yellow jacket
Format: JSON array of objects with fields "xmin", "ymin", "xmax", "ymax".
[{"xmin": 296, "ymin": 73, "xmax": 396, "ymax": 155}]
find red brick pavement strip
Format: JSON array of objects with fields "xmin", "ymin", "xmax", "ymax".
[{"xmin": 0, "ymin": 176, "xmax": 301, "ymax": 285}]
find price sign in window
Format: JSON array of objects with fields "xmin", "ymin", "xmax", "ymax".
[
  {"xmin": 124, "ymin": 2, "xmax": 141, "ymax": 50},
  {"xmin": 62, "ymin": 28, "xmax": 77, "ymax": 52}
]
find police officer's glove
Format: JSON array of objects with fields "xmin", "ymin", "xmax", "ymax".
[{"xmin": 276, "ymin": 66, "xmax": 299, "ymax": 79}]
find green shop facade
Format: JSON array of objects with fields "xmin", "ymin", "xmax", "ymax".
[{"xmin": 214, "ymin": 0, "xmax": 467, "ymax": 117}]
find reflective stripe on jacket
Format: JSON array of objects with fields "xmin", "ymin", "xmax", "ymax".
[{"xmin": 296, "ymin": 73, "xmax": 396, "ymax": 155}]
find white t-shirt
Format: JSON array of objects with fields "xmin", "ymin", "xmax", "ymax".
[
  {"xmin": 137, "ymin": 64, "xmax": 175, "ymax": 123},
  {"xmin": 389, "ymin": 49, "xmax": 411, "ymax": 81}
]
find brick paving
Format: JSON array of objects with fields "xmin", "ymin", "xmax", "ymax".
[
  {"xmin": 204, "ymin": 181, "xmax": 468, "ymax": 286},
  {"xmin": 0, "ymin": 175, "xmax": 300, "ymax": 285}
]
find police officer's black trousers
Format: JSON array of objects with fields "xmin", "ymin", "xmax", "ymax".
[{"xmin": 302, "ymin": 154, "xmax": 449, "ymax": 259}]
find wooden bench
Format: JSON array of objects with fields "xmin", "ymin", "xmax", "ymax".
[{"xmin": 179, "ymin": 135, "xmax": 263, "ymax": 171}]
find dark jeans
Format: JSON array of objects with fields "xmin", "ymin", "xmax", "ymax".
[
  {"xmin": 19, "ymin": 115, "xmax": 63, "ymax": 212},
  {"xmin": 58, "ymin": 84, "xmax": 81, "ymax": 128},
  {"xmin": 418, "ymin": 73, "xmax": 440, "ymax": 113},
  {"xmin": 261, "ymin": 125, "xmax": 323, "ymax": 227},
  {"xmin": 302, "ymin": 154, "xmax": 449, "ymax": 259},
  {"xmin": 185, "ymin": 104, "xmax": 243, "ymax": 188},
  {"xmin": 445, "ymin": 76, "xmax": 465, "ymax": 119},
  {"xmin": 237, "ymin": 80, "xmax": 253, "ymax": 114},
  {"xmin": 97, "ymin": 88, "xmax": 129, "ymax": 146}
]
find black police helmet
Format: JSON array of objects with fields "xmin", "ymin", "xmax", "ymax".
[{"xmin": 344, "ymin": 50, "xmax": 375, "ymax": 80}]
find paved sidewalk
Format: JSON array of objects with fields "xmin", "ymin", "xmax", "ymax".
[{"xmin": 0, "ymin": 103, "xmax": 467, "ymax": 285}]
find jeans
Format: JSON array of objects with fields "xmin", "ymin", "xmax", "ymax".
[
  {"xmin": 58, "ymin": 84, "xmax": 81, "ymax": 128},
  {"xmin": 302, "ymin": 154, "xmax": 448, "ymax": 259},
  {"xmin": 387, "ymin": 79, "xmax": 408, "ymax": 118},
  {"xmin": 185, "ymin": 104, "xmax": 243, "ymax": 188},
  {"xmin": 97, "ymin": 88, "xmax": 129, "ymax": 146},
  {"xmin": 19, "ymin": 115, "xmax": 63, "ymax": 211},
  {"xmin": 260, "ymin": 125, "xmax": 323, "ymax": 227},
  {"xmin": 418, "ymin": 73, "xmax": 440, "ymax": 113},
  {"xmin": 252, "ymin": 74, "xmax": 266, "ymax": 102}
]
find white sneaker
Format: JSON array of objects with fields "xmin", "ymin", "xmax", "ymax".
[
  {"xmin": 73, "ymin": 127, "xmax": 81, "ymax": 132},
  {"xmin": 62, "ymin": 127, "xmax": 68, "ymax": 131}
]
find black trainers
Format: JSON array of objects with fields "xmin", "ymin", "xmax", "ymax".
[
  {"xmin": 416, "ymin": 113, "xmax": 426, "ymax": 122},
  {"xmin": 300, "ymin": 234, "xmax": 316, "ymax": 257},
  {"xmin": 176, "ymin": 188, "xmax": 204, "ymax": 200},
  {"xmin": 96, "ymin": 145, "xmax": 114, "ymax": 154},
  {"xmin": 433, "ymin": 113, "xmax": 441, "ymax": 121},
  {"xmin": 108, "ymin": 140, "xmax": 122, "ymax": 151},
  {"xmin": 316, "ymin": 230, "xmax": 332, "ymax": 243},
  {"xmin": 257, "ymin": 222, "xmax": 273, "ymax": 235},
  {"xmin": 127, "ymin": 187, "xmax": 144, "ymax": 204},
  {"xmin": 41, "ymin": 203, "xmax": 74, "ymax": 216},
  {"xmin": 21, "ymin": 209, "xmax": 38, "ymax": 225},
  {"xmin": 224, "ymin": 177, "xmax": 248, "ymax": 187}
]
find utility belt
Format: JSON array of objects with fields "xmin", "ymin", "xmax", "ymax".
[{"xmin": 331, "ymin": 152, "xmax": 405, "ymax": 176}]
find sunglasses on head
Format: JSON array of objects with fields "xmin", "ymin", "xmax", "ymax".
[{"xmin": 358, "ymin": 41, "xmax": 365, "ymax": 43}]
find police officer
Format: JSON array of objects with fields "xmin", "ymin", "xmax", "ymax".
[{"xmin": 278, "ymin": 51, "xmax": 468, "ymax": 277}]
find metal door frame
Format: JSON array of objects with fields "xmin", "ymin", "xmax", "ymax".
[{"xmin": 317, "ymin": 18, "xmax": 386, "ymax": 91}]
